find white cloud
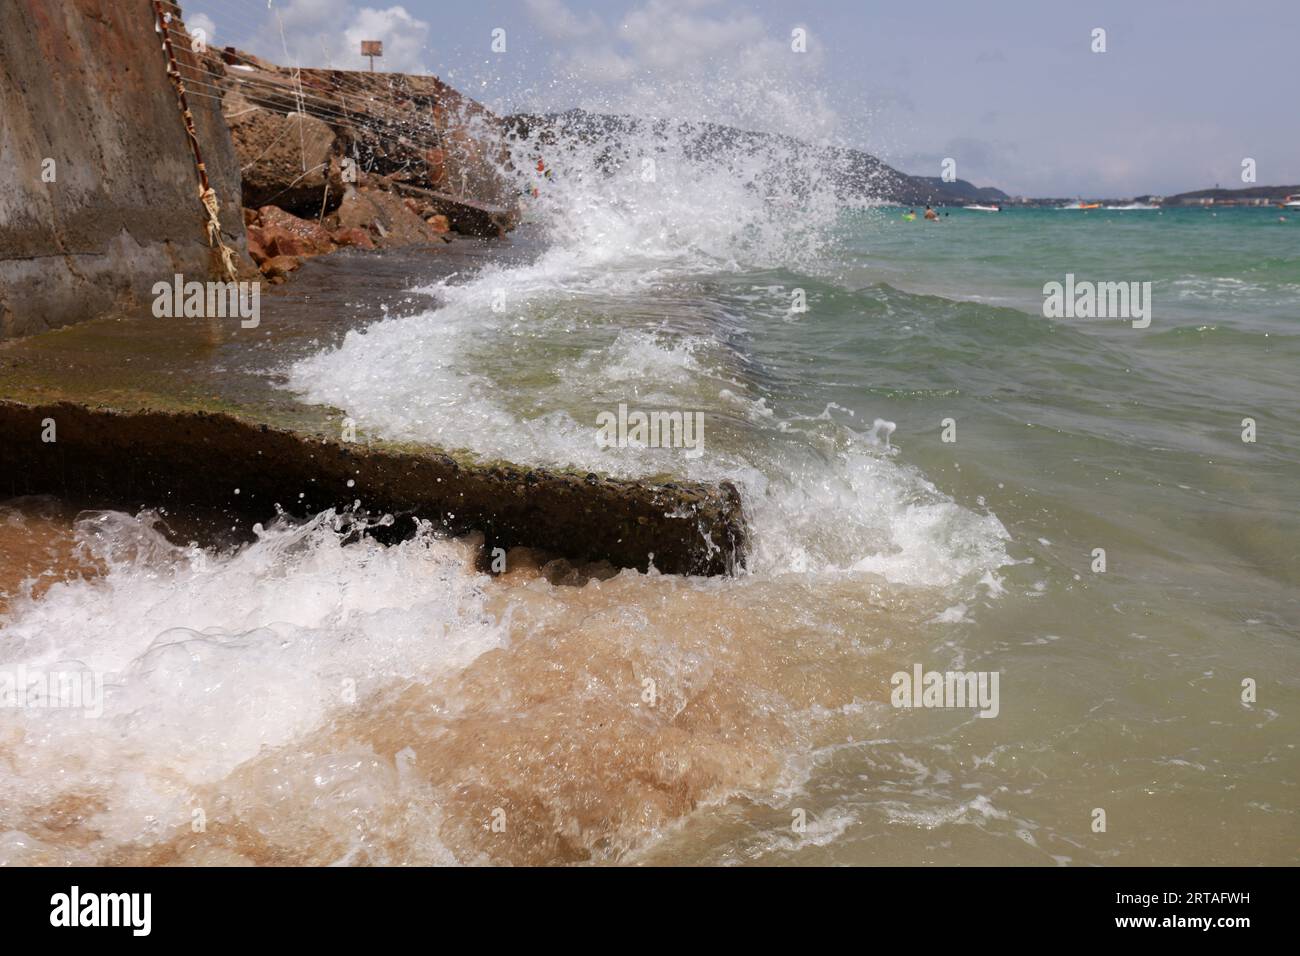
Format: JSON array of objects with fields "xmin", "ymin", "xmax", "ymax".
[
  {"xmin": 527, "ymin": 0, "xmax": 836, "ymax": 139},
  {"xmin": 187, "ymin": 12, "xmax": 217, "ymax": 46},
  {"xmin": 524, "ymin": 0, "xmax": 602, "ymax": 40},
  {"xmin": 245, "ymin": 1, "xmax": 432, "ymax": 75},
  {"xmin": 336, "ymin": 6, "xmax": 432, "ymax": 73}
]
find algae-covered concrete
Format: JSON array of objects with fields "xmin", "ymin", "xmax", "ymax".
[{"xmin": 0, "ymin": 402, "xmax": 745, "ymax": 576}]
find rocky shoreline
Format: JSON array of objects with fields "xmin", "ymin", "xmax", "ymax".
[{"xmin": 213, "ymin": 50, "xmax": 522, "ymax": 282}]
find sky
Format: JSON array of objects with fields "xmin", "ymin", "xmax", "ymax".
[{"xmin": 188, "ymin": 0, "xmax": 1300, "ymax": 197}]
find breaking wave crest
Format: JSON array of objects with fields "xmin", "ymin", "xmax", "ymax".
[{"xmin": 287, "ymin": 116, "xmax": 1010, "ymax": 584}]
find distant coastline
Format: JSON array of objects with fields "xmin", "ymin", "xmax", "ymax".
[
  {"xmin": 990, "ymin": 183, "xmax": 1300, "ymax": 209},
  {"xmin": 504, "ymin": 111, "xmax": 1297, "ymax": 211}
]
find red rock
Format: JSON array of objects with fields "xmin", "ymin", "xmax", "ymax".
[
  {"xmin": 270, "ymin": 234, "xmax": 314, "ymax": 257},
  {"xmin": 423, "ymin": 148, "xmax": 448, "ymax": 188},
  {"xmin": 254, "ymin": 206, "xmax": 336, "ymax": 258},
  {"xmin": 426, "ymin": 214, "xmax": 451, "ymax": 233},
  {"xmin": 331, "ymin": 227, "xmax": 376, "ymax": 250},
  {"xmin": 244, "ymin": 226, "xmax": 271, "ymax": 264},
  {"xmin": 259, "ymin": 255, "xmax": 302, "ymax": 280},
  {"xmin": 331, "ymin": 189, "xmax": 444, "ymax": 247}
]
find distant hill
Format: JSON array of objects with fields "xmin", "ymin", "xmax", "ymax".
[
  {"xmin": 1162, "ymin": 184, "xmax": 1299, "ymax": 205},
  {"xmin": 505, "ymin": 109, "xmax": 1006, "ymax": 206}
]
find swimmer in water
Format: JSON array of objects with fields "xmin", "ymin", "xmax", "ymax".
[{"xmin": 924, "ymin": 205, "xmax": 939, "ymax": 221}]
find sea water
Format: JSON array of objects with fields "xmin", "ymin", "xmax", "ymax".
[{"xmin": 1, "ymin": 130, "xmax": 1296, "ymax": 865}]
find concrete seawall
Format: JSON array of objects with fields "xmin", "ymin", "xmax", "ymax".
[{"xmin": 0, "ymin": 0, "xmax": 252, "ymax": 339}]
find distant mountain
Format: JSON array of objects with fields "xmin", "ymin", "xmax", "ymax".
[
  {"xmin": 505, "ymin": 109, "xmax": 1006, "ymax": 206},
  {"xmin": 912, "ymin": 176, "xmax": 1010, "ymax": 203}
]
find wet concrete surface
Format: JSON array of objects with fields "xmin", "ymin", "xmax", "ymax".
[
  {"xmin": 1, "ymin": 233, "xmax": 541, "ymax": 433},
  {"xmin": 0, "ymin": 233, "xmax": 748, "ymax": 575}
]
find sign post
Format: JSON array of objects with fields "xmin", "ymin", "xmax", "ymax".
[{"xmin": 361, "ymin": 40, "xmax": 382, "ymax": 72}]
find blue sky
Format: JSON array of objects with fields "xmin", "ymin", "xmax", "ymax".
[{"xmin": 191, "ymin": 0, "xmax": 1300, "ymax": 197}]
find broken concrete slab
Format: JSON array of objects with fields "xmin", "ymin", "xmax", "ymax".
[{"xmin": 394, "ymin": 183, "xmax": 520, "ymax": 238}]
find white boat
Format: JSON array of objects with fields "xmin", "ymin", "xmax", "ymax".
[
  {"xmin": 1283, "ymin": 195, "xmax": 1300, "ymax": 208},
  {"xmin": 965, "ymin": 204, "xmax": 1000, "ymax": 212}
]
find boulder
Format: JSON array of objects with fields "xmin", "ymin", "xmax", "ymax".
[
  {"xmin": 254, "ymin": 206, "xmax": 336, "ymax": 259},
  {"xmin": 224, "ymin": 92, "xmax": 344, "ymax": 218},
  {"xmin": 244, "ymin": 228, "xmax": 271, "ymax": 264},
  {"xmin": 330, "ymin": 187, "xmax": 446, "ymax": 247},
  {"xmin": 394, "ymin": 184, "xmax": 518, "ymax": 238}
]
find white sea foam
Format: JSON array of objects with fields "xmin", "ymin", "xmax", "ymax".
[
  {"xmin": 285, "ymin": 118, "xmax": 1012, "ymax": 587},
  {"xmin": 0, "ymin": 505, "xmax": 897, "ymax": 865},
  {"xmin": 0, "ymin": 510, "xmax": 502, "ymax": 863}
]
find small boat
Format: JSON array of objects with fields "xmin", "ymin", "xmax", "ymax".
[
  {"xmin": 965, "ymin": 204, "xmax": 1001, "ymax": 212},
  {"xmin": 1283, "ymin": 195, "xmax": 1300, "ymax": 209},
  {"xmin": 1059, "ymin": 201, "xmax": 1101, "ymax": 210}
]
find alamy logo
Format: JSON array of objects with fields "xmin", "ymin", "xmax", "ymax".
[
  {"xmin": 1042, "ymin": 274, "xmax": 1151, "ymax": 328},
  {"xmin": 595, "ymin": 403, "xmax": 704, "ymax": 458},
  {"xmin": 0, "ymin": 665, "xmax": 103, "ymax": 718},
  {"xmin": 50, "ymin": 886, "xmax": 151, "ymax": 936},
  {"xmin": 891, "ymin": 663, "xmax": 1000, "ymax": 718},
  {"xmin": 152, "ymin": 274, "xmax": 260, "ymax": 328}
]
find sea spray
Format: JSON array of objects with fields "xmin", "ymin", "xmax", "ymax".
[{"xmin": 284, "ymin": 109, "xmax": 1010, "ymax": 582}]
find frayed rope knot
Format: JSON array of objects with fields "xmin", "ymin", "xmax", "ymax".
[{"xmin": 201, "ymin": 186, "xmax": 239, "ymax": 281}]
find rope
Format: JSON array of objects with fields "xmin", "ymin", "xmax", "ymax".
[
  {"xmin": 152, "ymin": 0, "xmax": 240, "ymax": 283},
  {"xmin": 201, "ymin": 186, "xmax": 239, "ymax": 279}
]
